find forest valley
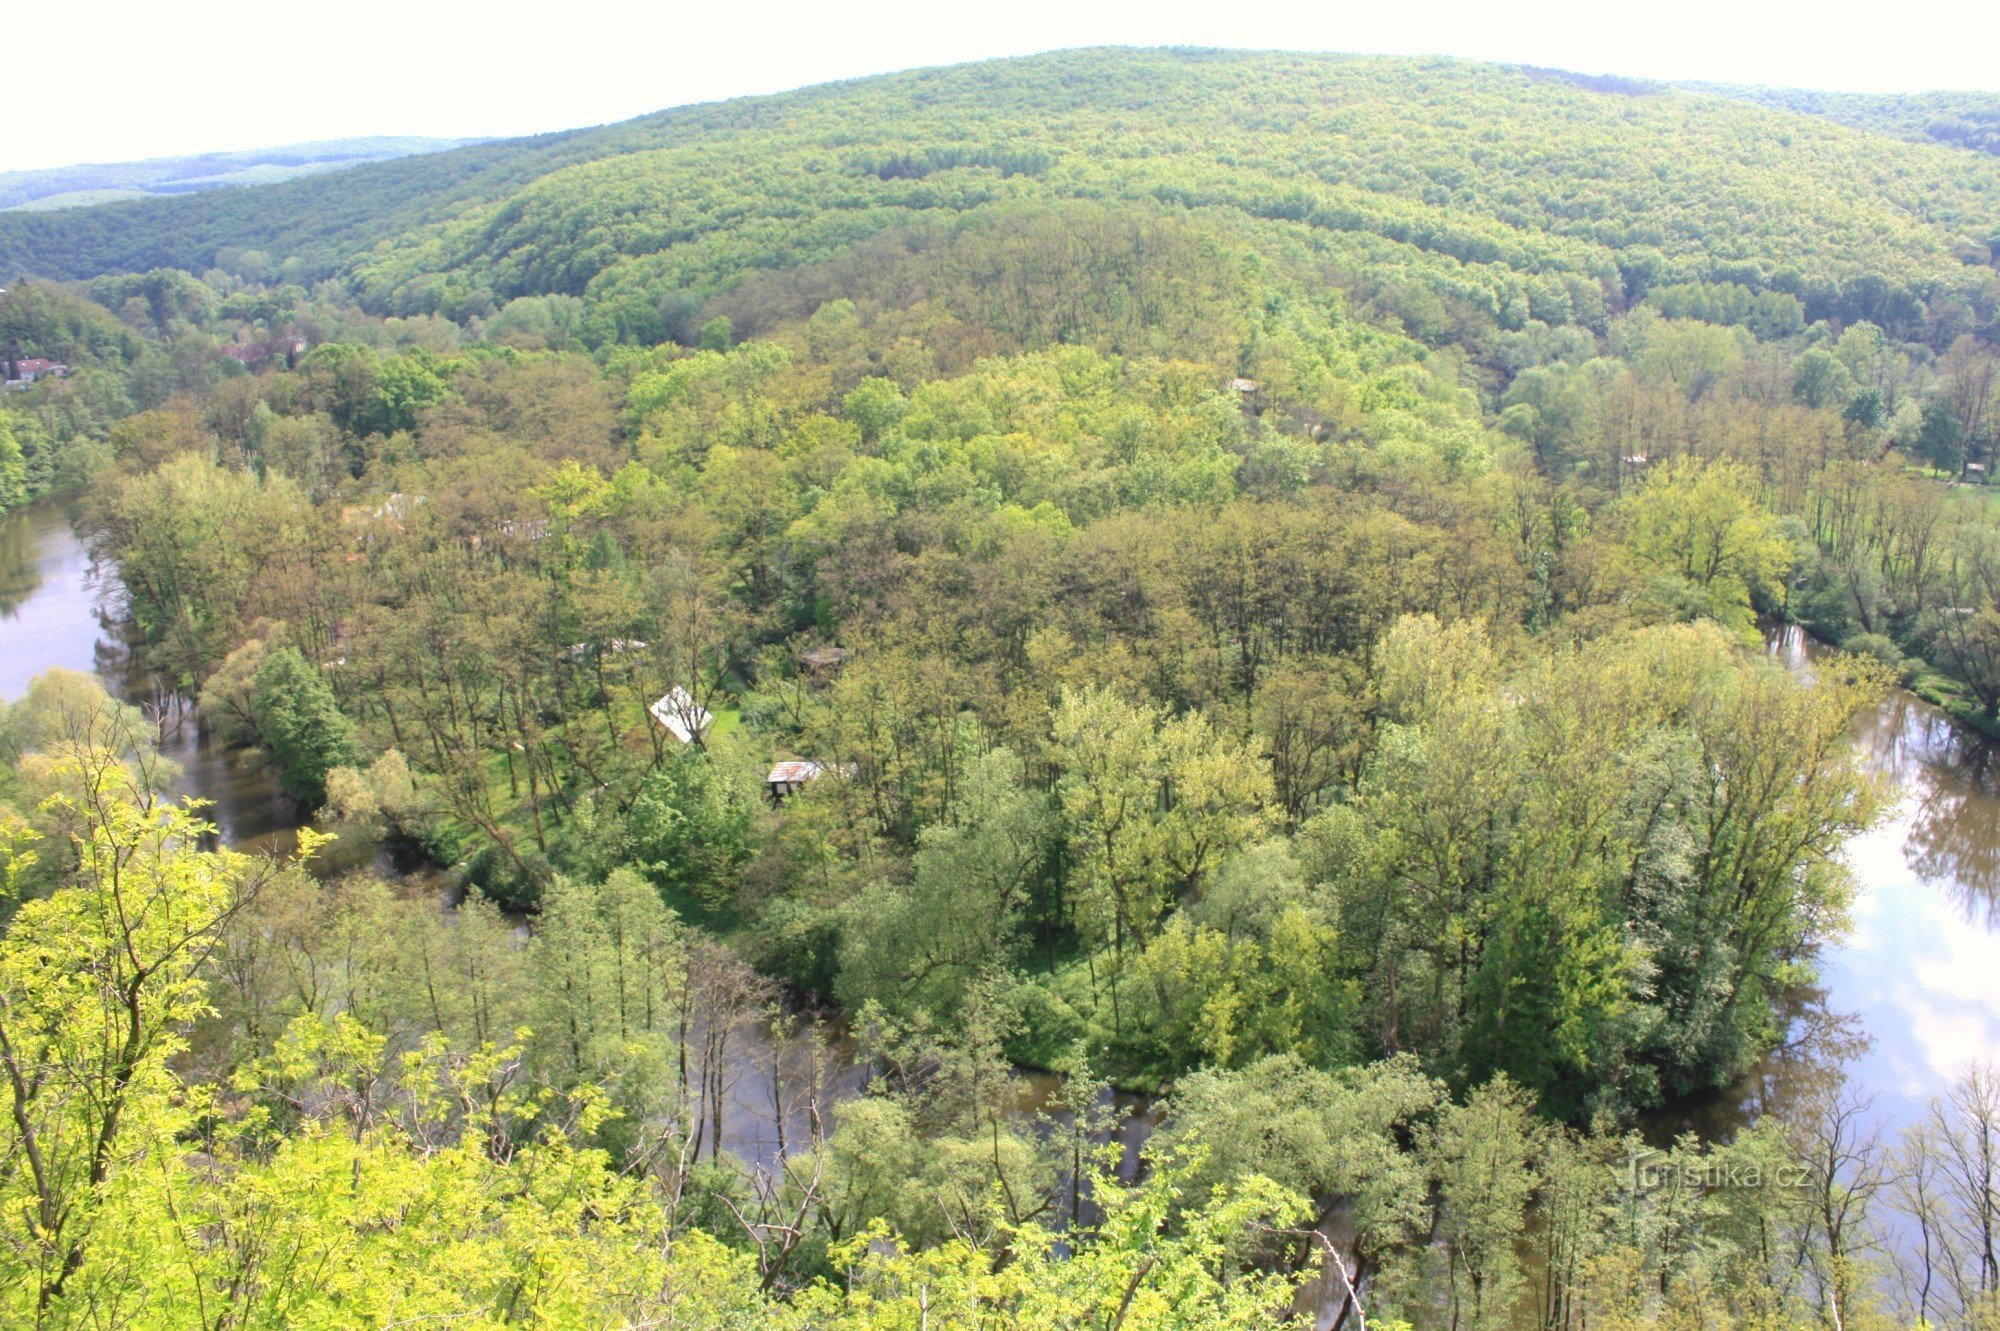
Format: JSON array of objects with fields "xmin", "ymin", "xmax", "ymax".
[{"xmin": 3, "ymin": 47, "xmax": 2000, "ymax": 1330}]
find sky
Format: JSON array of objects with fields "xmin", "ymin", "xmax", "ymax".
[{"xmin": 11, "ymin": 0, "xmax": 2000, "ymax": 173}]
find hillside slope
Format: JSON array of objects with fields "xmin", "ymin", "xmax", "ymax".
[
  {"xmin": 3, "ymin": 49, "xmax": 1998, "ymax": 348},
  {"xmin": 1689, "ymin": 83, "xmax": 2000, "ymax": 158}
]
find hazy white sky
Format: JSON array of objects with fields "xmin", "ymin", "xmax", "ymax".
[{"xmin": 11, "ymin": 0, "xmax": 2000, "ymax": 173}]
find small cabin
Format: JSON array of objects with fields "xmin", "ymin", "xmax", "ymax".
[
  {"xmin": 562, "ymin": 638, "xmax": 647, "ymax": 664},
  {"xmin": 766, "ymin": 759, "xmax": 856, "ymax": 801},
  {"xmin": 796, "ymin": 645, "xmax": 852, "ymax": 675},
  {"xmin": 766, "ymin": 760, "xmax": 832, "ymax": 801},
  {"xmin": 650, "ymin": 687, "xmax": 712, "ymax": 745}
]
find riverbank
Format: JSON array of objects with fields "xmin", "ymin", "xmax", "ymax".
[{"xmin": 9, "ymin": 499, "xmax": 2000, "ymax": 1152}]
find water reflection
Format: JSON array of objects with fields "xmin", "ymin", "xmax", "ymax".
[
  {"xmin": 1644, "ymin": 985, "xmax": 1872, "ymax": 1147},
  {"xmin": 0, "ymin": 511, "xmax": 39, "ymax": 617},
  {"xmin": 12, "ymin": 504, "xmax": 2000, "ymax": 1192},
  {"xmin": 1742, "ymin": 626, "xmax": 2000, "ymax": 1141},
  {"xmin": 0, "ymin": 504, "xmax": 118, "ymax": 698},
  {"xmin": 1, "ymin": 504, "xmax": 441, "ymax": 887},
  {"xmin": 1891, "ymin": 708, "xmax": 2000, "ymax": 926}
]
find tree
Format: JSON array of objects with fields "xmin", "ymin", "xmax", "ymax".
[
  {"xmin": 86, "ymin": 453, "xmax": 316, "ymax": 687},
  {"xmin": 0, "ymin": 410, "xmax": 25, "ymax": 511},
  {"xmin": 1925, "ymin": 527, "xmax": 2000, "ymax": 717},
  {"xmin": 1916, "ymin": 398, "xmax": 1968, "ymax": 474},
  {"xmin": 250, "ymin": 646, "xmax": 356, "ymax": 806},
  {"xmin": 1790, "ymin": 347, "xmax": 1853, "ymax": 411},
  {"xmin": 526, "ymin": 869, "xmax": 687, "ymax": 1120},
  {"xmin": 1616, "ymin": 457, "xmax": 1794, "ymax": 635},
  {"xmin": 361, "ymin": 354, "xmax": 450, "ymax": 436},
  {"xmin": 837, "ymin": 749, "xmax": 1052, "ymax": 1022},
  {"xmin": 1939, "ymin": 334, "xmax": 1998, "ymax": 471},
  {"xmin": 627, "ymin": 748, "xmax": 758, "ymax": 908},
  {"xmin": 1162, "ymin": 1053, "xmax": 1442, "ymax": 1319},
  {"xmin": 1842, "ymin": 386, "xmax": 1885, "ymax": 430},
  {"xmin": 1049, "ymin": 687, "xmax": 1169, "ymax": 960},
  {"xmin": 1255, "ymin": 661, "xmax": 1369, "ymax": 826},
  {"xmin": 1422, "ymin": 1076, "xmax": 1543, "ymax": 1330},
  {"xmin": 1893, "ymin": 1065, "xmax": 2000, "ymax": 1326},
  {"xmin": 1626, "ymin": 318, "xmax": 1746, "ymax": 400},
  {"xmin": 0, "ymin": 669, "xmax": 178, "ymax": 894},
  {"xmin": 841, "ymin": 376, "xmax": 907, "ymax": 443},
  {"xmin": 0, "ymin": 752, "xmax": 293, "ymax": 1316}
]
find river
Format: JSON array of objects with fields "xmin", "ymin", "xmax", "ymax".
[
  {"xmin": 0, "ymin": 503, "xmax": 1157, "ymax": 1164},
  {"xmin": 1634, "ymin": 624, "xmax": 2000, "ymax": 1144},
  {"xmin": 1, "ymin": 501, "xmax": 442, "ymax": 878},
  {"xmin": 5, "ymin": 500, "xmax": 1999, "ymax": 1188}
]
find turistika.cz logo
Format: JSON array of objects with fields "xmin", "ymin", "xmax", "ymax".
[{"xmin": 1623, "ymin": 1148, "xmax": 1814, "ymax": 1192}]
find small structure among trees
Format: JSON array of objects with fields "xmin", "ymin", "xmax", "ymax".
[
  {"xmin": 765, "ymin": 760, "xmax": 828, "ymax": 800},
  {"xmin": 795, "ymin": 645, "xmax": 852, "ymax": 674},
  {"xmin": 3, "ymin": 356, "xmax": 66, "ymax": 389},
  {"xmin": 649, "ymin": 687, "xmax": 712, "ymax": 745}
]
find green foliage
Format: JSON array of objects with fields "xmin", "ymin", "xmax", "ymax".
[
  {"xmin": 0, "ymin": 410, "xmax": 24, "ymax": 510},
  {"xmin": 1916, "ymin": 397, "xmax": 1967, "ymax": 471},
  {"xmin": 363, "ymin": 352, "xmax": 450, "ymax": 435},
  {"xmin": 698, "ymin": 314, "xmax": 733, "ymax": 351},
  {"xmin": 0, "ymin": 669, "xmax": 178, "ymax": 894},
  {"xmin": 249, "ymin": 646, "xmax": 356, "ymax": 806},
  {"xmin": 1418, "ymin": 1076, "xmax": 1545, "ymax": 1327},
  {"xmin": 837, "ymin": 749, "xmax": 1052, "ymax": 1023},
  {"xmin": 90, "ymin": 267, "xmax": 218, "ymax": 334},
  {"xmin": 1616, "ymin": 457, "xmax": 1795, "ymax": 634},
  {"xmin": 2, "ymin": 774, "xmax": 1938, "ymax": 1330},
  {"xmin": 0, "ymin": 281, "xmax": 142, "ymax": 364},
  {"xmin": 9, "ymin": 49, "xmax": 2000, "ymax": 357},
  {"xmin": 485, "ymin": 292, "xmax": 586, "ymax": 349},
  {"xmin": 12, "ymin": 46, "xmax": 2000, "ymax": 1329},
  {"xmin": 1337, "ymin": 617, "xmax": 1885, "ymax": 1114},
  {"xmin": 626, "ymin": 748, "xmax": 757, "ymax": 908},
  {"xmin": 87, "ymin": 454, "xmax": 314, "ymax": 687},
  {"xmin": 0, "ymin": 761, "xmax": 276, "ymax": 1317}
]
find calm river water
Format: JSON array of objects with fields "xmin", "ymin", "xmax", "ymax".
[{"xmin": 5, "ymin": 500, "xmax": 1998, "ymax": 1154}]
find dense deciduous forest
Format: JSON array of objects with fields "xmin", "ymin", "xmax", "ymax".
[
  {"xmin": 4, "ymin": 46, "xmax": 2000, "ymax": 1329},
  {"xmin": 1690, "ymin": 83, "xmax": 2000, "ymax": 159}
]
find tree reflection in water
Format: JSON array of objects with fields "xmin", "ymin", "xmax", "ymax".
[
  {"xmin": 1884, "ymin": 693, "xmax": 2000, "ymax": 926},
  {"xmin": 1642, "ymin": 982, "xmax": 1872, "ymax": 1146}
]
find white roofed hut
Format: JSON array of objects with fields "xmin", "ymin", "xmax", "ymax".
[
  {"xmin": 1228, "ymin": 376, "xmax": 1265, "ymax": 416},
  {"xmin": 649, "ymin": 687, "xmax": 712, "ymax": 745}
]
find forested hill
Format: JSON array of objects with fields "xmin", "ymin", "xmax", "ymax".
[
  {"xmin": 14, "ymin": 43, "xmax": 2000, "ymax": 1326},
  {"xmin": 1690, "ymin": 82, "xmax": 2000, "ymax": 158},
  {"xmin": 5, "ymin": 47, "xmax": 2000, "ymax": 348}
]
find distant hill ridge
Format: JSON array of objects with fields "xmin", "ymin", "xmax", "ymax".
[
  {"xmin": 1681, "ymin": 83, "xmax": 2000, "ymax": 158},
  {"xmin": 0, "ymin": 136, "xmax": 485, "ymax": 213},
  {"xmin": 2, "ymin": 47, "xmax": 1997, "ymax": 350}
]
